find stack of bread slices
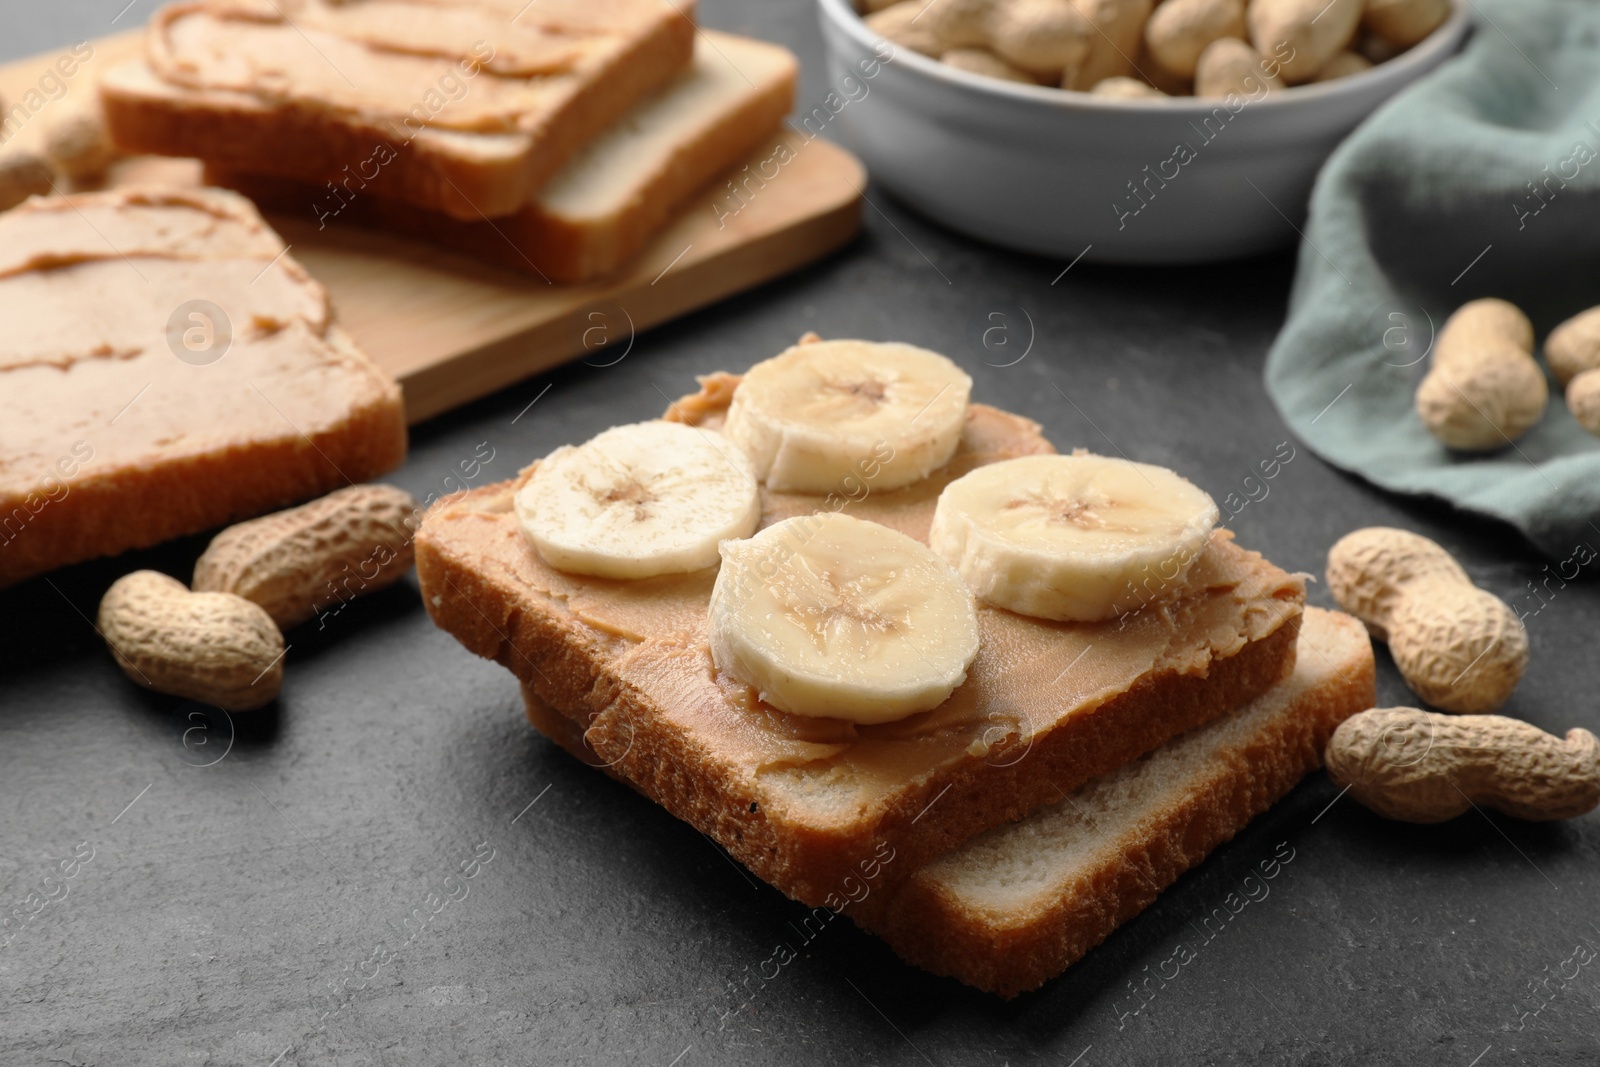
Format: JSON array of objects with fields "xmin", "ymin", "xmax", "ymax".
[
  {"xmin": 100, "ymin": 0, "xmax": 799, "ymax": 282},
  {"xmin": 417, "ymin": 334, "xmax": 1378, "ymax": 996}
]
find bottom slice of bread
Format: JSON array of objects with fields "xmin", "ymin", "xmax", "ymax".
[
  {"xmin": 854, "ymin": 606, "xmax": 1375, "ymax": 996},
  {"xmin": 518, "ymin": 607, "xmax": 1373, "ymax": 997}
]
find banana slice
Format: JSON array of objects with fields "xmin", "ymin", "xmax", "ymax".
[
  {"xmin": 722, "ymin": 339, "xmax": 972, "ymax": 494},
  {"xmin": 929, "ymin": 453, "xmax": 1219, "ymax": 622},
  {"xmin": 709, "ymin": 513, "xmax": 980, "ymax": 723},
  {"xmin": 515, "ymin": 421, "xmax": 760, "ymax": 580}
]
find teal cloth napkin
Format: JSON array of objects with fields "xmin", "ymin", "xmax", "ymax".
[{"xmin": 1265, "ymin": 0, "xmax": 1600, "ymax": 560}]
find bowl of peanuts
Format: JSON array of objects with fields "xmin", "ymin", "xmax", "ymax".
[{"xmin": 817, "ymin": 0, "xmax": 1469, "ymax": 263}]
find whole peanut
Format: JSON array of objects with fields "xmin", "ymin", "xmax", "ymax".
[
  {"xmin": 1565, "ymin": 370, "xmax": 1600, "ymax": 438},
  {"xmin": 1415, "ymin": 347, "xmax": 1548, "ymax": 450},
  {"xmin": 0, "ymin": 150, "xmax": 55, "ymax": 212},
  {"xmin": 922, "ymin": 0, "xmax": 1094, "ymax": 75},
  {"xmin": 1313, "ymin": 50, "xmax": 1373, "ymax": 81},
  {"xmin": 865, "ymin": 1, "xmax": 947, "ymax": 56},
  {"xmin": 1144, "ymin": 0, "xmax": 1247, "ymax": 80},
  {"xmin": 1326, "ymin": 707, "xmax": 1600, "ymax": 823},
  {"xmin": 193, "ymin": 484, "xmax": 418, "ymax": 630},
  {"xmin": 1327, "ymin": 527, "xmax": 1527, "ymax": 713},
  {"xmin": 991, "ymin": 0, "xmax": 1095, "ymax": 75},
  {"xmin": 1061, "ymin": 0, "xmax": 1152, "ymax": 91},
  {"xmin": 1415, "ymin": 298, "xmax": 1547, "ymax": 451},
  {"xmin": 1437, "ymin": 296, "xmax": 1534, "ymax": 353},
  {"xmin": 1248, "ymin": 0, "xmax": 1363, "ymax": 84},
  {"xmin": 43, "ymin": 111, "xmax": 113, "ymax": 184},
  {"xmin": 1194, "ymin": 36, "xmax": 1283, "ymax": 97},
  {"xmin": 1543, "ymin": 305, "xmax": 1600, "ymax": 387},
  {"xmin": 98, "ymin": 571, "xmax": 284, "ymax": 711},
  {"xmin": 1362, "ymin": 0, "xmax": 1449, "ymax": 47}
]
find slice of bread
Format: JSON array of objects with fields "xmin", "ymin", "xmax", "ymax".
[
  {"xmin": 416, "ymin": 372, "xmax": 1306, "ymax": 907},
  {"xmin": 100, "ymin": 0, "xmax": 697, "ymax": 220},
  {"xmin": 856, "ymin": 606, "xmax": 1375, "ymax": 996},
  {"xmin": 203, "ymin": 32, "xmax": 799, "ymax": 283},
  {"xmin": 0, "ymin": 186, "xmax": 405, "ymax": 589}
]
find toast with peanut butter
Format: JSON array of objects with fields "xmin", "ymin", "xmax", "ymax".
[
  {"xmin": 416, "ymin": 349, "xmax": 1306, "ymax": 909},
  {"xmin": 100, "ymin": 0, "xmax": 697, "ymax": 221},
  {"xmin": 204, "ymin": 32, "xmax": 798, "ymax": 283},
  {"xmin": 518, "ymin": 607, "xmax": 1373, "ymax": 995},
  {"xmin": 0, "ymin": 187, "xmax": 404, "ymax": 589}
]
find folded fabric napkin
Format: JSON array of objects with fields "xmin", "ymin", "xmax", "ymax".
[{"xmin": 1265, "ymin": 0, "xmax": 1600, "ymax": 560}]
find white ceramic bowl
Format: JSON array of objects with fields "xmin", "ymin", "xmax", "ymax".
[{"xmin": 816, "ymin": 0, "xmax": 1470, "ymax": 264}]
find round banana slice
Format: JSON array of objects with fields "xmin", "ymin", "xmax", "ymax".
[
  {"xmin": 709, "ymin": 513, "xmax": 980, "ymax": 723},
  {"xmin": 929, "ymin": 453, "xmax": 1219, "ymax": 623},
  {"xmin": 515, "ymin": 421, "xmax": 760, "ymax": 580},
  {"xmin": 722, "ymin": 339, "xmax": 972, "ymax": 494}
]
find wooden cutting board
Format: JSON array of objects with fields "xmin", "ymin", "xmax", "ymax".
[{"xmin": 0, "ymin": 31, "xmax": 864, "ymax": 423}]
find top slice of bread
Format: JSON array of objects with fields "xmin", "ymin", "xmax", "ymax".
[
  {"xmin": 100, "ymin": 0, "xmax": 697, "ymax": 220},
  {"xmin": 416, "ymin": 370, "xmax": 1306, "ymax": 906},
  {"xmin": 0, "ymin": 186, "xmax": 405, "ymax": 589},
  {"xmin": 204, "ymin": 31, "xmax": 799, "ymax": 283},
  {"xmin": 857, "ymin": 607, "xmax": 1376, "ymax": 996}
]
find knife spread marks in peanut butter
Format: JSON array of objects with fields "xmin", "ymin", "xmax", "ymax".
[
  {"xmin": 147, "ymin": 0, "xmax": 679, "ymax": 133},
  {"xmin": 424, "ymin": 382, "xmax": 1305, "ymax": 799},
  {"xmin": 0, "ymin": 187, "xmax": 384, "ymax": 490},
  {"xmin": 0, "ymin": 189, "xmax": 327, "ymax": 373}
]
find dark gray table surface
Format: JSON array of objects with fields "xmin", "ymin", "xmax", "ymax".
[{"xmin": 4, "ymin": 4, "xmax": 1598, "ymax": 1066}]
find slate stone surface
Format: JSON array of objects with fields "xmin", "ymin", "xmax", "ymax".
[{"xmin": 3, "ymin": 5, "xmax": 1597, "ymax": 1066}]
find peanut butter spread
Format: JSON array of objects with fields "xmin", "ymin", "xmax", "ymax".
[
  {"xmin": 424, "ymin": 377, "xmax": 1305, "ymax": 818},
  {"xmin": 0, "ymin": 187, "xmax": 391, "ymax": 501},
  {"xmin": 148, "ymin": 0, "xmax": 677, "ymax": 133}
]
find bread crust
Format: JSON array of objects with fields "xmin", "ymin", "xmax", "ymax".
[
  {"xmin": 417, "ymin": 391, "xmax": 1305, "ymax": 908},
  {"xmin": 0, "ymin": 348, "xmax": 404, "ymax": 588}
]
